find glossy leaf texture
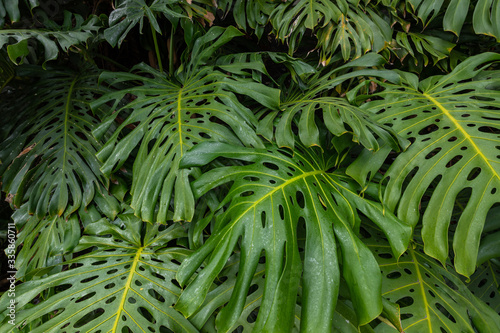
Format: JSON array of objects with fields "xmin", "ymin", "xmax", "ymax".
[
  {"xmin": 465, "ymin": 261, "xmax": 500, "ymax": 316},
  {"xmin": 0, "ymin": 214, "xmax": 198, "ymax": 333},
  {"xmin": 349, "ymin": 52, "xmax": 500, "ymax": 277},
  {"xmin": 362, "ymin": 224, "xmax": 500, "ymax": 333},
  {"xmin": 191, "ymin": 252, "xmax": 382, "ymax": 332},
  {"xmin": 175, "ymin": 141, "xmax": 411, "ymax": 332},
  {"xmin": 269, "ymin": 0, "xmax": 392, "ymax": 63},
  {"xmin": 0, "ymin": 12, "xmax": 102, "ymax": 66},
  {"xmin": 257, "ymin": 53, "xmax": 408, "ymax": 152},
  {"xmin": 92, "ymin": 26, "xmax": 279, "ymax": 223},
  {"xmin": 0, "ymin": 65, "xmax": 120, "ymax": 220}
]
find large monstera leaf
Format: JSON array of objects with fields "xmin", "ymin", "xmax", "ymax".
[
  {"xmin": 0, "ymin": 65, "xmax": 119, "ymax": 219},
  {"xmin": 175, "ymin": 142, "xmax": 411, "ymax": 332},
  {"xmin": 362, "ymin": 224, "xmax": 500, "ymax": 333},
  {"xmin": 257, "ymin": 53, "xmax": 407, "ymax": 152},
  {"xmin": 269, "ymin": 0, "xmax": 391, "ymax": 62},
  {"xmin": 349, "ymin": 53, "xmax": 500, "ymax": 277},
  {"xmin": 92, "ymin": 27, "xmax": 278, "ymax": 223},
  {"xmin": 0, "ymin": 214, "xmax": 197, "ymax": 333}
]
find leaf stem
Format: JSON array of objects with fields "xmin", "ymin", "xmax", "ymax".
[
  {"xmin": 151, "ymin": 23, "xmax": 163, "ymax": 73},
  {"xmin": 169, "ymin": 27, "xmax": 174, "ymax": 76}
]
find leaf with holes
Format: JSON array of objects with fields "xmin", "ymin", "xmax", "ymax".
[
  {"xmin": 464, "ymin": 261, "xmax": 500, "ymax": 316},
  {"xmin": 0, "ymin": 13, "xmax": 102, "ymax": 66},
  {"xmin": 362, "ymin": 224, "xmax": 500, "ymax": 333},
  {"xmin": 0, "ymin": 213, "xmax": 198, "ymax": 333},
  {"xmin": 349, "ymin": 52, "xmax": 500, "ymax": 277},
  {"xmin": 175, "ymin": 141, "xmax": 411, "ymax": 332},
  {"xmin": 12, "ymin": 204, "xmax": 80, "ymax": 279},
  {"xmin": 92, "ymin": 26, "xmax": 278, "ymax": 223},
  {"xmin": 269, "ymin": 0, "xmax": 392, "ymax": 63},
  {"xmin": 257, "ymin": 53, "xmax": 408, "ymax": 152},
  {"xmin": 0, "ymin": 65, "xmax": 120, "ymax": 220}
]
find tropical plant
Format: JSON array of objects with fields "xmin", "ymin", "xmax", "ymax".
[{"xmin": 0, "ymin": 0, "xmax": 499, "ymax": 332}]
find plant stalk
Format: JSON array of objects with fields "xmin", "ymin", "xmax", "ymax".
[
  {"xmin": 169, "ymin": 27, "xmax": 174, "ymax": 76},
  {"xmin": 151, "ymin": 23, "xmax": 163, "ymax": 73}
]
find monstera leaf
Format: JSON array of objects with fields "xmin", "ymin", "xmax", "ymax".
[
  {"xmin": 0, "ymin": 12, "xmax": 102, "ymax": 65},
  {"xmin": 257, "ymin": 53, "xmax": 407, "ymax": 152},
  {"xmin": 217, "ymin": 0, "xmax": 276, "ymax": 39},
  {"xmin": 362, "ymin": 224, "xmax": 500, "ymax": 333},
  {"xmin": 405, "ymin": 0, "xmax": 500, "ymax": 40},
  {"xmin": 269, "ymin": 0, "xmax": 392, "ymax": 62},
  {"xmin": 0, "ymin": 213, "xmax": 198, "ymax": 333},
  {"xmin": 191, "ymin": 252, "xmax": 383, "ymax": 332},
  {"xmin": 0, "ymin": 0, "xmax": 20, "ymax": 25},
  {"xmin": 92, "ymin": 26, "xmax": 279, "ymax": 223},
  {"xmin": 0, "ymin": 65, "xmax": 120, "ymax": 219},
  {"xmin": 175, "ymin": 142, "xmax": 411, "ymax": 332},
  {"xmin": 12, "ymin": 204, "xmax": 80, "ymax": 279},
  {"xmin": 349, "ymin": 53, "xmax": 500, "ymax": 277},
  {"xmin": 465, "ymin": 261, "xmax": 500, "ymax": 315}
]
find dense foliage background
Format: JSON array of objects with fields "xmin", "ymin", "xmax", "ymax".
[{"xmin": 0, "ymin": 0, "xmax": 500, "ymax": 332}]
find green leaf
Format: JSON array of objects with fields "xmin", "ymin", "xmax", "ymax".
[
  {"xmin": 0, "ymin": 0, "xmax": 19, "ymax": 25},
  {"xmin": 0, "ymin": 65, "xmax": 120, "ymax": 220},
  {"xmin": 0, "ymin": 214, "xmax": 198, "ymax": 333},
  {"xmin": 472, "ymin": 0, "xmax": 500, "ymax": 41},
  {"xmin": 465, "ymin": 261, "xmax": 500, "ymax": 315},
  {"xmin": 176, "ymin": 142, "xmax": 411, "ymax": 331},
  {"xmin": 269, "ymin": 0, "xmax": 392, "ymax": 62},
  {"xmin": 0, "ymin": 13, "xmax": 102, "ymax": 66},
  {"xmin": 12, "ymin": 204, "xmax": 80, "ymax": 279},
  {"xmin": 352, "ymin": 53, "xmax": 500, "ymax": 277},
  {"xmin": 363, "ymin": 224, "xmax": 500, "ymax": 333},
  {"xmin": 92, "ymin": 27, "xmax": 279, "ymax": 223},
  {"xmin": 104, "ymin": 0, "xmax": 211, "ymax": 47}
]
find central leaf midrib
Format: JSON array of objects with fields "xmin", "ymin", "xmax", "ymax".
[
  {"xmin": 111, "ymin": 246, "xmax": 144, "ymax": 332},
  {"xmin": 229, "ymin": 170, "xmax": 325, "ymax": 227},
  {"xmin": 423, "ymin": 93, "xmax": 499, "ymax": 180}
]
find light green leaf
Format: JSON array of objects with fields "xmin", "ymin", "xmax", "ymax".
[
  {"xmin": 363, "ymin": 224, "xmax": 500, "ymax": 333},
  {"xmin": 176, "ymin": 142, "xmax": 411, "ymax": 331},
  {"xmin": 0, "ymin": 214, "xmax": 198, "ymax": 333},
  {"xmin": 352, "ymin": 52, "xmax": 500, "ymax": 276},
  {"xmin": 465, "ymin": 261, "xmax": 500, "ymax": 315}
]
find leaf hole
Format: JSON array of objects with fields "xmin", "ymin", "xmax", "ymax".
[
  {"xmin": 263, "ymin": 162, "xmax": 279, "ymax": 170},
  {"xmin": 425, "ymin": 147, "xmax": 442, "ymax": 159},
  {"xmin": 467, "ymin": 167, "xmax": 481, "ymax": 181}
]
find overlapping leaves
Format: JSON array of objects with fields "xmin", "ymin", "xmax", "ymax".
[
  {"xmin": 105, "ymin": 0, "xmax": 214, "ymax": 47},
  {"xmin": 0, "ymin": 65, "xmax": 119, "ymax": 219},
  {"xmin": 257, "ymin": 53, "xmax": 408, "ymax": 152},
  {"xmin": 405, "ymin": 0, "xmax": 500, "ymax": 41},
  {"xmin": 92, "ymin": 26, "xmax": 278, "ymax": 223},
  {"xmin": 269, "ymin": 0, "xmax": 392, "ymax": 63},
  {"xmin": 175, "ymin": 142, "xmax": 411, "ymax": 332},
  {"xmin": 363, "ymin": 224, "xmax": 500, "ymax": 333},
  {"xmin": 0, "ymin": 12, "xmax": 102, "ymax": 65},
  {"xmin": 349, "ymin": 52, "xmax": 500, "ymax": 277},
  {"xmin": 0, "ymin": 214, "xmax": 197, "ymax": 333}
]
